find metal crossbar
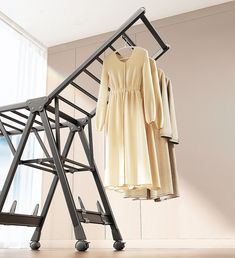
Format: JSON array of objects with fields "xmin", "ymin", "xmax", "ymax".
[{"xmin": 0, "ymin": 7, "xmax": 169, "ymax": 252}]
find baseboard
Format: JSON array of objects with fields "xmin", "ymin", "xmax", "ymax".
[{"xmin": 40, "ymin": 239, "xmax": 235, "ymax": 249}]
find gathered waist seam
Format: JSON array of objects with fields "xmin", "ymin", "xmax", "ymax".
[{"xmin": 110, "ymin": 89, "xmax": 141, "ymax": 93}]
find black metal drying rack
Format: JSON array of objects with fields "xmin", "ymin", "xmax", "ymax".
[{"xmin": 0, "ymin": 7, "xmax": 169, "ymax": 252}]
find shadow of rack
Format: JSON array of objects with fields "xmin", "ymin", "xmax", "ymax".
[{"xmin": 0, "ymin": 7, "xmax": 169, "ymax": 252}]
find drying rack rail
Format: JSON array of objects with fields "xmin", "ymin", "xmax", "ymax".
[{"xmin": 0, "ymin": 7, "xmax": 169, "ymax": 252}]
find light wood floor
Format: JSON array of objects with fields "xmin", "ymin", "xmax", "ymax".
[{"xmin": 0, "ymin": 249, "xmax": 235, "ymax": 258}]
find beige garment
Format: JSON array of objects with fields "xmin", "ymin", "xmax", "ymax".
[
  {"xmin": 152, "ymin": 142, "xmax": 180, "ymax": 201},
  {"xmin": 166, "ymin": 77, "xmax": 179, "ymax": 144},
  {"xmin": 123, "ymin": 64, "xmax": 180, "ymax": 200},
  {"xmin": 95, "ymin": 46, "xmax": 161, "ymax": 191},
  {"xmin": 153, "ymin": 77, "xmax": 180, "ymax": 200}
]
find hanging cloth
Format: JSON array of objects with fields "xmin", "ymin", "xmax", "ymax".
[
  {"xmin": 95, "ymin": 47, "xmax": 161, "ymax": 192},
  {"xmin": 123, "ymin": 62, "xmax": 180, "ymax": 200},
  {"xmin": 151, "ymin": 69, "xmax": 180, "ymax": 200}
]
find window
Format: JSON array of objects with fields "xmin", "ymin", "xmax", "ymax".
[{"xmin": 0, "ymin": 17, "xmax": 47, "ymax": 247}]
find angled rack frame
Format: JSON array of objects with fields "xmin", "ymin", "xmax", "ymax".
[{"xmin": 0, "ymin": 7, "xmax": 169, "ymax": 252}]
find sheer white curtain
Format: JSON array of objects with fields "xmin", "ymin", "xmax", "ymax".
[{"xmin": 0, "ymin": 18, "xmax": 47, "ymax": 247}]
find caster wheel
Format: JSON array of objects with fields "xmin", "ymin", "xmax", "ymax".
[
  {"xmin": 75, "ymin": 240, "xmax": 89, "ymax": 251},
  {"xmin": 113, "ymin": 241, "xmax": 125, "ymax": 251},
  {"xmin": 30, "ymin": 241, "xmax": 41, "ymax": 250}
]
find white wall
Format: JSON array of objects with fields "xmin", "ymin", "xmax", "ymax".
[{"xmin": 40, "ymin": 1, "xmax": 235, "ymax": 248}]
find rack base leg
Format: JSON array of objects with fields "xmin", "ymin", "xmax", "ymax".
[
  {"xmin": 78, "ymin": 128, "xmax": 125, "ymax": 246},
  {"xmin": 30, "ymin": 176, "xmax": 59, "ymax": 248},
  {"xmin": 40, "ymin": 110, "xmax": 87, "ymax": 241}
]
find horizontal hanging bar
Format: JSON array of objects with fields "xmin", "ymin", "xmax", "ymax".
[
  {"xmin": 52, "ymin": 162, "xmax": 76, "ymax": 172},
  {"xmin": 57, "ymin": 95, "xmax": 90, "ymax": 116},
  {"xmin": 40, "ymin": 161, "xmax": 72, "ymax": 173},
  {"xmin": 21, "ymin": 157, "xmax": 53, "ymax": 163},
  {"xmin": 22, "ymin": 162, "xmax": 56, "ymax": 174},
  {"xmin": 122, "ymin": 32, "xmax": 135, "ymax": 46},
  {"xmin": 0, "ymin": 113, "xmax": 42, "ymax": 134},
  {"xmin": 0, "ymin": 113, "xmax": 26, "ymax": 127},
  {"xmin": 74, "ymin": 168, "xmax": 90, "ymax": 172},
  {"xmin": 35, "ymin": 161, "xmax": 89, "ymax": 174},
  {"xmin": 120, "ymin": 32, "xmax": 171, "ymax": 61},
  {"xmin": 121, "ymin": 32, "xmax": 170, "ymax": 60},
  {"xmin": 70, "ymin": 81, "xmax": 97, "ymax": 101},
  {"xmin": 19, "ymin": 157, "xmax": 91, "ymax": 173},
  {"xmin": 11, "ymin": 110, "xmax": 43, "ymax": 126},
  {"xmin": 152, "ymin": 45, "xmax": 170, "ymax": 60},
  {"xmin": 43, "ymin": 158, "xmax": 79, "ymax": 172},
  {"xmin": 62, "ymin": 157, "xmax": 92, "ymax": 170},
  {"xmin": 0, "ymin": 121, "xmax": 69, "ymax": 136},
  {"xmin": 96, "ymin": 57, "xmax": 103, "ymax": 64},
  {"xmin": 29, "ymin": 159, "xmax": 76, "ymax": 173},
  {"xmin": 140, "ymin": 14, "xmax": 168, "ymax": 50},
  {"xmin": 109, "ymin": 45, "xmax": 116, "ymax": 51},
  {"xmin": 21, "ymin": 159, "xmax": 89, "ymax": 174},
  {"xmin": 2, "ymin": 122, "xmax": 23, "ymax": 133},
  {"xmin": 84, "ymin": 69, "xmax": 100, "ymax": 84},
  {"xmin": 46, "ymin": 106, "xmax": 80, "ymax": 126}
]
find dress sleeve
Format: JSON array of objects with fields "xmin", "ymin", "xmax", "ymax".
[
  {"xmin": 149, "ymin": 58, "xmax": 164, "ymax": 129},
  {"xmin": 95, "ymin": 56, "xmax": 109, "ymax": 131},
  {"xmin": 142, "ymin": 51, "xmax": 156, "ymax": 124}
]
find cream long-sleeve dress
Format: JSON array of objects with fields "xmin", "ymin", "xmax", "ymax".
[{"xmin": 95, "ymin": 46, "xmax": 161, "ymax": 192}]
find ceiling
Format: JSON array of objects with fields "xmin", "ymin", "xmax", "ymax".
[{"xmin": 0, "ymin": 0, "xmax": 233, "ymax": 47}]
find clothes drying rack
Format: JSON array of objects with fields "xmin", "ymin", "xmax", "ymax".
[{"xmin": 0, "ymin": 7, "xmax": 169, "ymax": 252}]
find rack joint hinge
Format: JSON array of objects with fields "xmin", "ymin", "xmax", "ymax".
[
  {"xmin": 66, "ymin": 122, "xmax": 84, "ymax": 132},
  {"xmin": 77, "ymin": 117, "xmax": 88, "ymax": 128},
  {"xmin": 27, "ymin": 96, "xmax": 49, "ymax": 113}
]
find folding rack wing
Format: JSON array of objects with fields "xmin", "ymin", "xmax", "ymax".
[{"xmin": 0, "ymin": 7, "xmax": 169, "ymax": 252}]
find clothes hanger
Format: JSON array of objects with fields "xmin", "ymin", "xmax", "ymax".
[{"xmin": 114, "ymin": 41, "xmax": 135, "ymax": 60}]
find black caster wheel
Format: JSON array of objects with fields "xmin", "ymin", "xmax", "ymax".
[
  {"xmin": 75, "ymin": 240, "xmax": 90, "ymax": 251},
  {"xmin": 113, "ymin": 241, "xmax": 125, "ymax": 251},
  {"xmin": 30, "ymin": 241, "xmax": 41, "ymax": 250}
]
